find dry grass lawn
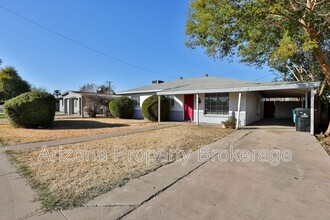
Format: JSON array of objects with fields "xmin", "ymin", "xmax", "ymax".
[
  {"xmin": 0, "ymin": 118, "xmax": 154, "ymax": 146},
  {"xmin": 9, "ymin": 124, "xmax": 232, "ymax": 210}
]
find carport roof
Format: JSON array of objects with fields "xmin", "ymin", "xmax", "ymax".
[{"xmin": 117, "ymin": 77, "xmax": 320, "ymax": 97}]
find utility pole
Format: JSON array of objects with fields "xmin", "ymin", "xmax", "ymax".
[{"xmin": 105, "ymin": 81, "xmax": 112, "ymax": 94}]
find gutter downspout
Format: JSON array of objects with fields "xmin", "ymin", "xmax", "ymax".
[
  {"xmin": 196, "ymin": 94, "xmax": 199, "ymax": 126},
  {"xmin": 158, "ymin": 95, "xmax": 161, "ymax": 122},
  {"xmin": 310, "ymin": 89, "xmax": 315, "ymax": 135}
]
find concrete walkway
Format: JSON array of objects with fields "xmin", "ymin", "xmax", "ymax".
[{"xmin": 2, "ymin": 123, "xmax": 174, "ymax": 151}]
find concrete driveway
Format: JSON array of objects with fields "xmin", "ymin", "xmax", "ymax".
[{"xmin": 123, "ymin": 124, "xmax": 330, "ymax": 220}]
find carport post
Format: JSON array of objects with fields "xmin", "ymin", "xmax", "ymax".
[
  {"xmin": 310, "ymin": 89, "xmax": 315, "ymax": 135},
  {"xmin": 196, "ymin": 94, "xmax": 199, "ymax": 126},
  {"xmin": 158, "ymin": 95, "xmax": 161, "ymax": 122},
  {"xmin": 236, "ymin": 92, "xmax": 242, "ymax": 130},
  {"xmin": 80, "ymin": 97, "xmax": 84, "ymax": 118},
  {"xmin": 305, "ymin": 92, "xmax": 308, "ymax": 108}
]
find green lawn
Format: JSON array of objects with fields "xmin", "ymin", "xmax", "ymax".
[{"xmin": 0, "ymin": 113, "xmax": 7, "ymax": 119}]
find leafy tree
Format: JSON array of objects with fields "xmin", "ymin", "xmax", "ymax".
[
  {"xmin": 53, "ymin": 90, "xmax": 61, "ymax": 97},
  {"xmin": 79, "ymin": 81, "xmax": 114, "ymax": 94},
  {"xmin": 31, "ymin": 86, "xmax": 48, "ymax": 93},
  {"xmin": 79, "ymin": 83, "xmax": 98, "ymax": 93},
  {"xmin": 186, "ymin": 0, "xmax": 330, "ymax": 86},
  {"xmin": 0, "ymin": 66, "xmax": 31, "ymax": 102},
  {"xmin": 186, "ymin": 0, "xmax": 330, "ymax": 133}
]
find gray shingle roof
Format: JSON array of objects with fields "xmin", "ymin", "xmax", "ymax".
[
  {"xmin": 117, "ymin": 77, "xmax": 250, "ymax": 94},
  {"xmin": 117, "ymin": 76, "xmax": 320, "ymax": 95}
]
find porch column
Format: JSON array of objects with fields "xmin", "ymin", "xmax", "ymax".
[
  {"xmin": 158, "ymin": 95, "xmax": 161, "ymax": 122},
  {"xmin": 79, "ymin": 97, "xmax": 83, "ymax": 117},
  {"xmin": 236, "ymin": 92, "xmax": 242, "ymax": 130},
  {"xmin": 196, "ymin": 94, "xmax": 199, "ymax": 126},
  {"xmin": 68, "ymin": 98, "xmax": 71, "ymax": 115},
  {"xmin": 81, "ymin": 97, "xmax": 84, "ymax": 118},
  {"xmin": 310, "ymin": 89, "xmax": 315, "ymax": 135},
  {"xmin": 63, "ymin": 99, "xmax": 67, "ymax": 114}
]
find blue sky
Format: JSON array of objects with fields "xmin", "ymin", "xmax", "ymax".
[{"xmin": 0, "ymin": 0, "xmax": 275, "ymax": 93}]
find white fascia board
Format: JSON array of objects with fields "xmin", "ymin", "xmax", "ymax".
[
  {"xmin": 157, "ymin": 82, "xmax": 321, "ymax": 95},
  {"xmin": 116, "ymin": 90, "xmax": 161, "ymax": 95}
]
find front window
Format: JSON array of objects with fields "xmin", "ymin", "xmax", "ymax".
[
  {"xmin": 166, "ymin": 95, "xmax": 175, "ymax": 107},
  {"xmin": 131, "ymin": 96, "xmax": 140, "ymax": 107},
  {"xmin": 205, "ymin": 93, "xmax": 229, "ymax": 115}
]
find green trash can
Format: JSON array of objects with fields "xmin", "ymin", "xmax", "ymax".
[{"xmin": 292, "ymin": 109, "xmax": 296, "ymax": 123}]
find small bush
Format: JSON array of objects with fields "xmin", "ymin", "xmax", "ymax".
[
  {"xmin": 84, "ymin": 106, "xmax": 97, "ymax": 118},
  {"xmin": 222, "ymin": 116, "xmax": 236, "ymax": 129},
  {"xmin": 109, "ymin": 97, "xmax": 134, "ymax": 119},
  {"xmin": 3, "ymin": 91, "xmax": 56, "ymax": 128},
  {"xmin": 141, "ymin": 95, "xmax": 170, "ymax": 121}
]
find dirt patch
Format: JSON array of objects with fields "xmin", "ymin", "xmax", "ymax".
[
  {"xmin": 0, "ymin": 118, "xmax": 154, "ymax": 145},
  {"xmin": 9, "ymin": 124, "xmax": 232, "ymax": 210}
]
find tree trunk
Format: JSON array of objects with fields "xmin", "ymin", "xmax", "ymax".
[
  {"xmin": 326, "ymin": 122, "xmax": 330, "ymax": 136},
  {"xmin": 314, "ymin": 43, "xmax": 330, "ymax": 87},
  {"xmin": 314, "ymin": 45, "xmax": 330, "ymax": 135}
]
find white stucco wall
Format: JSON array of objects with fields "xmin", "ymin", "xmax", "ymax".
[
  {"xmin": 245, "ymin": 92, "xmax": 264, "ymax": 125},
  {"xmin": 128, "ymin": 92, "xmax": 267, "ymax": 127},
  {"xmin": 62, "ymin": 92, "xmax": 82, "ymax": 115},
  {"xmin": 194, "ymin": 92, "xmax": 247, "ymax": 127},
  {"xmin": 169, "ymin": 94, "xmax": 184, "ymax": 121},
  {"xmin": 56, "ymin": 99, "xmax": 64, "ymax": 112},
  {"xmin": 130, "ymin": 93, "xmax": 154, "ymax": 119},
  {"xmin": 129, "ymin": 93, "xmax": 184, "ymax": 120}
]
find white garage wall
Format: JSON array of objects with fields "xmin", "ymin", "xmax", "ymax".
[
  {"xmin": 245, "ymin": 92, "xmax": 264, "ymax": 125},
  {"xmin": 275, "ymin": 101, "xmax": 301, "ymax": 119}
]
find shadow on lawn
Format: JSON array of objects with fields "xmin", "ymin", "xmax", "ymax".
[{"xmin": 51, "ymin": 120, "xmax": 129, "ymax": 130}]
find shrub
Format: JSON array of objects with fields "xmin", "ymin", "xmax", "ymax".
[
  {"xmin": 141, "ymin": 95, "xmax": 170, "ymax": 121},
  {"xmin": 3, "ymin": 91, "xmax": 56, "ymax": 128},
  {"xmin": 84, "ymin": 106, "xmax": 97, "ymax": 118},
  {"xmin": 222, "ymin": 116, "xmax": 236, "ymax": 129},
  {"xmin": 109, "ymin": 96, "xmax": 134, "ymax": 119}
]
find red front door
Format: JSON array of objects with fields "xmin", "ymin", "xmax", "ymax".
[{"xmin": 184, "ymin": 94, "xmax": 194, "ymax": 121}]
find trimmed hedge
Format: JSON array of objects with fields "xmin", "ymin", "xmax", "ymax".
[
  {"xmin": 109, "ymin": 96, "xmax": 134, "ymax": 119},
  {"xmin": 141, "ymin": 95, "xmax": 169, "ymax": 121},
  {"xmin": 3, "ymin": 91, "xmax": 56, "ymax": 128}
]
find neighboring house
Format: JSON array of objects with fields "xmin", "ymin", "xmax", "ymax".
[
  {"xmin": 59, "ymin": 91, "xmax": 119, "ymax": 117},
  {"xmin": 117, "ymin": 76, "xmax": 319, "ymax": 134}
]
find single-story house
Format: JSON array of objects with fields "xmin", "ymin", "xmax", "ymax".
[
  {"xmin": 117, "ymin": 76, "xmax": 320, "ymax": 134},
  {"xmin": 56, "ymin": 91, "xmax": 119, "ymax": 117}
]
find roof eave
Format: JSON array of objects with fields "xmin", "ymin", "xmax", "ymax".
[
  {"xmin": 157, "ymin": 82, "xmax": 321, "ymax": 95},
  {"xmin": 116, "ymin": 89, "xmax": 162, "ymax": 95}
]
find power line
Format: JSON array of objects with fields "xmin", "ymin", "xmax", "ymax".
[{"xmin": 0, "ymin": 4, "xmax": 176, "ymax": 79}]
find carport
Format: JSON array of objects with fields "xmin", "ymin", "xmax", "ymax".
[{"xmin": 242, "ymin": 81, "xmax": 320, "ymax": 135}]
